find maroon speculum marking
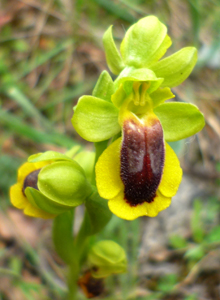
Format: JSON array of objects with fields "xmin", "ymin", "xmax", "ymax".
[
  {"xmin": 22, "ymin": 169, "xmax": 41, "ymax": 195},
  {"xmin": 120, "ymin": 117, "xmax": 165, "ymax": 206}
]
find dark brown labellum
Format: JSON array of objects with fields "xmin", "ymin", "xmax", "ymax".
[
  {"xmin": 120, "ymin": 117, "xmax": 164, "ymax": 206},
  {"xmin": 22, "ymin": 169, "xmax": 41, "ymax": 195}
]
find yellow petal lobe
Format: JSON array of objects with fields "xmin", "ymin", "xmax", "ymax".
[
  {"xmin": 10, "ymin": 160, "xmax": 54, "ymax": 219},
  {"xmin": 108, "ymin": 190, "xmax": 171, "ymax": 220},
  {"xmin": 10, "ymin": 183, "xmax": 29, "ymax": 209},
  {"xmin": 158, "ymin": 142, "xmax": 182, "ymax": 197},
  {"xmin": 24, "ymin": 203, "xmax": 55, "ymax": 219},
  {"xmin": 96, "ymin": 138, "xmax": 124, "ymax": 199}
]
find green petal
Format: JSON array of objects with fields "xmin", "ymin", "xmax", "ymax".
[
  {"xmin": 85, "ymin": 191, "xmax": 112, "ymax": 235},
  {"xmin": 154, "ymin": 102, "xmax": 205, "ymax": 141},
  {"xmin": 92, "ymin": 70, "xmax": 114, "ymax": 102},
  {"xmin": 28, "ymin": 151, "xmax": 73, "ymax": 163},
  {"xmin": 114, "ymin": 66, "xmax": 164, "ymax": 95},
  {"xmin": 25, "ymin": 187, "xmax": 69, "ymax": 215},
  {"xmin": 151, "ymin": 47, "xmax": 198, "ymax": 87},
  {"xmin": 38, "ymin": 161, "xmax": 91, "ymax": 206},
  {"xmin": 72, "ymin": 96, "xmax": 120, "ymax": 142},
  {"xmin": 103, "ymin": 26, "xmax": 125, "ymax": 75},
  {"xmin": 150, "ymin": 87, "xmax": 175, "ymax": 108},
  {"xmin": 120, "ymin": 16, "xmax": 171, "ymax": 68}
]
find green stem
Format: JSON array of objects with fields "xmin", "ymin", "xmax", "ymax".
[
  {"xmin": 67, "ymin": 260, "xmax": 80, "ymax": 300},
  {"xmin": 75, "ymin": 210, "xmax": 92, "ymax": 265}
]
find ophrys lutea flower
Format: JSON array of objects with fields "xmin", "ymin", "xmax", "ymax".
[
  {"xmin": 96, "ymin": 82, "xmax": 182, "ymax": 220},
  {"xmin": 72, "ymin": 15, "xmax": 205, "ymax": 220},
  {"xmin": 10, "ymin": 151, "xmax": 93, "ymax": 218}
]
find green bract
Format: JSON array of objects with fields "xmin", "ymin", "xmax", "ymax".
[
  {"xmin": 26, "ymin": 151, "xmax": 93, "ymax": 215},
  {"xmin": 88, "ymin": 240, "xmax": 127, "ymax": 278}
]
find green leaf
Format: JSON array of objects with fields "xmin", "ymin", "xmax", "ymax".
[
  {"xmin": 205, "ymin": 226, "xmax": 220, "ymax": 244},
  {"xmin": 92, "ymin": 70, "xmax": 114, "ymax": 102},
  {"xmin": 184, "ymin": 245, "xmax": 205, "ymax": 261},
  {"xmin": 169, "ymin": 235, "xmax": 188, "ymax": 249},
  {"xmin": 114, "ymin": 66, "xmax": 164, "ymax": 95},
  {"xmin": 25, "ymin": 187, "xmax": 69, "ymax": 215},
  {"xmin": 92, "ymin": 0, "xmax": 135, "ymax": 23},
  {"xmin": 191, "ymin": 199, "xmax": 205, "ymax": 243},
  {"xmin": 157, "ymin": 274, "xmax": 178, "ymax": 293},
  {"xmin": 72, "ymin": 96, "xmax": 120, "ymax": 142},
  {"xmin": 151, "ymin": 47, "xmax": 198, "ymax": 87},
  {"xmin": 85, "ymin": 191, "xmax": 112, "ymax": 235},
  {"xmin": 103, "ymin": 26, "xmax": 125, "ymax": 75},
  {"xmin": 53, "ymin": 211, "xmax": 75, "ymax": 264},
  {"xmin": 154, "ymin": 102, "xmax": 205, "ymax": 141},
  {"xmin": 0, "ymin": 109, "xmax": 76, "ymax": 148},
  {"xmin": 205, "ymin": 226, "xmax": 220, "ymax": 243},
  {"xmin": 38, "ymin": 161, "xmax": 91, "ymax": 206},
  {"xmin": 28, "ymin": 151, "xmax": 73, "ymax": 163},
  {"xmin": 4, "ymin": 86, "xmax": 51, "ymax": 130},
  {"xmin": 120, "ymin": 16, "xmax": 171, "ymax": 68}
]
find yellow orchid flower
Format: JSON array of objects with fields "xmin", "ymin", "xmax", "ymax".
[{"xmin": 96, "ymin": 83, "xmax": 182, "ymax": 220}]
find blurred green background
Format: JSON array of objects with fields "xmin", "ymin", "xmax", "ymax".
[{"xmin": 0, "ymin": 0, "xmax": 220, "ymax": 299}]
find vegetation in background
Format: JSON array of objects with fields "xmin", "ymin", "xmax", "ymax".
[{"xmin": 0, "ymin": 0, "xmax": 220, "ymax": 299}]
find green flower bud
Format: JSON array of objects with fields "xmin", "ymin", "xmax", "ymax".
[
  {"xmin": 10, "ymin": 151, "xmax": 93, "ymax": 218},
  {"xmin": 88, "ymin": 240, "xmax": 127, "ymax": 278}
]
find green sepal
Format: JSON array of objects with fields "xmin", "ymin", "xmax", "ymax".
[
  {"xmin": 25, "ymin": 187, "xmax": 69, "ymax": 215},
  {"xmin": 120, "ymin": 16, "xmax": 171, "ymax": 68},
  {"xmin": 88, "ymin": 240, "xmax": 127, "ymax": 278},
  {"xmin": 150, "ymin": 87, "xmax": 175, "ymax": 108},
  {"xmin": 92, "ymin": 71, "xmax": 114, "ymax": 102},
  {"xmin": 85, "ymin": 190, "xmax": 112, "ymax": 235},
  {"xmin": 154, "ymin": 102, "xmax": 205, "ymax": 141},
  {"xmin": 74, "ymin": 151, "xmax": 95, "ymax": 182},
  {"xmin": 53, "ymin": 211, "xmax": 75, "ymax": 264},
  {"xmin": 28, "ymin": 151, "xmax": 73, "ymax": 163},
  {"xmin": 103, "ymin": 26, "xmax": 125, "ymax": 75},
  {"xmin": 38, "ymin": 161, "xmax": 92, "ymax": 206},
  {"xmin": 72, "ymin": 96, "xmax": 120, "ymax": 142},
  {"xmin": 151, "ymin": 47, "xmax": 198, "ymax": 87},
  {"xmin": 115, "ymin": 66, "xmax": 164, "ymax": 95}
]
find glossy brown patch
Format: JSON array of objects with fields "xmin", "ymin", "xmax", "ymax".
[
  {"xmin": 78, "ymin": 270, "xmax": 104, "ymax": 298},
  {"xmin": 22, "ymin": 169, "xmax": 41, "ymax": 195},
  {"xmin": 120, "ymin": 117, "xmax": 164, "ymax": 206}
]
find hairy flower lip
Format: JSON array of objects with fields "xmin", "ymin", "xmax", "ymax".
[
  {"xmin": 121, "ymin": 116, "xmax": 164, "ymax": 206},
  {"xmin": 96, "ymin": 133, "xmax": 182, "ymax": 220}
]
